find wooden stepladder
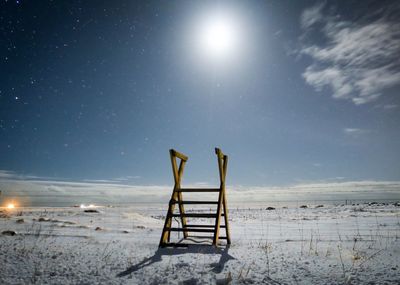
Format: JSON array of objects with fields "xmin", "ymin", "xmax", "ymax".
[{"xmin": 159, "ymin": 148, "xmax": 231, "ymax": 247}]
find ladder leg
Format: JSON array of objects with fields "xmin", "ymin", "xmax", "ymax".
[
  {"xmin": 160, "ymin": 150, "xmax": 188, "ymax": 246},
  {"xmin": 213, "ymin": 188, "xmax": 223, "ymax": 245},
  {"xmin": 222, "ymin": 192, "xmax": 231, "ymax": 244},
  {"xmin": 177, "ymin": 192, "xmax": 188, "ymax": 238},
  {"xmin": 167, "ymin": 191, "xmax": 180, "ymax": 242},
  {"xmin": 159, "ymin": 189, "xmax": 178, "ymax": 246}
]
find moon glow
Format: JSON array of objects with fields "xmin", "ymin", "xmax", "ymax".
[{"xmin": 199, "ymin": 14, "xmax": 238, "ymax": 59}]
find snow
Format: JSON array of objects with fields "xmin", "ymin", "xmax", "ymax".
[{"xmin": 0, "ymin": 202, "xmax": 399, "ymax": 284}]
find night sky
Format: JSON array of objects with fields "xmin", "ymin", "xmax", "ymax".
[{"xmin": 1, "ymin": 0, "xmax": 400, "ymax": 187}]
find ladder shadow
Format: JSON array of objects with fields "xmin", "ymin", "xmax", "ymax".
[{"xmin": 116, "ymin": 244, "xmax": 235, "ymax": 277}]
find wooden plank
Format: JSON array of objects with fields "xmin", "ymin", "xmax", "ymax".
[
  {"xmin": 171, "ymin": 213, "xmax": 224, "ymax": 218},
  {"xmin": 166, "ymin": 228, "xmax": 215, "ymax": 233},
  {"xmin": 215, "ymin": 148, "xmax": 225, "ymax": 159},
  {"xmin": 170, "ymin": 151, "xmax": 179, "ymax": 185},
  {"xmin": 177, "ymin": 190, "xmax": 188, "ymax": 238},
  {"xmin": 213, "ymin": 149, "xmax": 226, "ymax": 245},
  {"xmin": 185, "ymin": 224, "xmax": 226, "ymax": 228},
  {"xmin": 216, "ymin": 149, "xmax": 224, "ymax": 184},
  {"xmin": 213, "ymin": 187, "xmax": 223, "ymax": 245},
  {"xmin": 160, "ymin": 149, "xmax": 188, "ymax": 246},
  {"xmin": 160, "ymin": 243, "xmax": 189, "ymax": 248},
  {"xmin": 170, "ymin": 200, "xmax": 219, "ymax": 205},
  {"xmin": 222, "ymin": 192, "xmax": 231, "ymax": 244},
  {"xmin": 221, "ymin": 153, "xmax": 231, "ymax": 244},
  {"xmin": 160, "ymin": 190, "xmax": 179, "ymax": 244},
  {"xmin": 222, "ymin": 155, "xmax": 228, "ymax": 183},
  {"xmin": 177, "ymin": 160, "xmax": 186, "ymax": 182},
  {"xmin": 213, "ymin": 149, "xmax": 224, "ymax": 246},
  {"xmin": 177, "ymin": 188, "xmax": 220, "ymax": 192},
  {"xmin": 176, "ymin": 154, "xmax": 188, "ymax": 238}
]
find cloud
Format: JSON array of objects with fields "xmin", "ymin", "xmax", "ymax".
[
  {"xmin": 1, "ymin": 170, "xmax": 399, "ymax": 206},
  {"xmin": 0, "ymin": 170, "xmax": 170, "ymax": 206},
  {"xmin": 383, "ymin": 104, "xmax": 398, "ymax": 110},
  {"xmin": 343, "ymin": 128, "xmax": 370, "ymax": 137},
  {"xmin": 0, "ymin": 170, "xmax": 15, "ymax": 179},
  {"xmin": 299, "ymin": 3, "xmax": 400, "ymax": 105},
  {"xmin": 300, "ymin": 2, "xmax": 325, "ymax": 29}
]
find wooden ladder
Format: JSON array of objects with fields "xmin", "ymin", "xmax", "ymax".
[{"xmin": 159, "ymin": 148, "xmax": 231, "ymax": 247}]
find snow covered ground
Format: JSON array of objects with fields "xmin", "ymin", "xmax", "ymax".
[{"xmin": 1, "ymin": 202, "xmax": 399, "ymax": 284}]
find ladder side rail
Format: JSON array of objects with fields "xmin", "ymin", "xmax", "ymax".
[
  {"xmin": 177, "ymin": 159, "xmax": 188, "ymax": 238},
  {"xmin": 159, "ymin": 150, "xmax": 188, "ymax": 246},
  {"xmin": 221, "ymin": 154, "xmax": 231, "ymax": 244},
  {"xmin": 213, "ymin": 149, "xmax": 225, "ymax": 245},
  {"xmin": 159, "ymin": 151, "xmax": 178, "ymax": 246}
]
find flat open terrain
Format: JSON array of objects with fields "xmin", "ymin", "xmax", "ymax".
[{"xmin": 1, "ymin": 202, "xmax": 399, "ymax": 284}]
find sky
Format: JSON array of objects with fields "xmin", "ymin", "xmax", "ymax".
[{"xmin": 1, "ymin": 0, "xmax": 400, "ymax": 200}]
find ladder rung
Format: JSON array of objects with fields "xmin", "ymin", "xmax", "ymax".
[
  {"xmin": 160, "ymin": 243, "xmax": 189, "ymax": 248},
  {"xmin": 171, "ymin": 200, "xmax": 219, "ymax": 205},
  {"xmin": 166, "ymin": 228, "xmax": 215, "ymax": 233},
  {"xmin": 188, "ymin": 235, "xmax": 226, "ymax": 239},
  {"xmin": 172, "ymin": 213, "xmax": 215, "ymax": 218},
  {"xmin": 186, "ymin": 224, "xmax": 226, "ymax": 228},
  {"xmin": 177, "ymin": 188, "xmax": 221, "ymax": 192},
  {"xmin": 171, "ymin": 213, "xmax": 224, "ymax": 218}
]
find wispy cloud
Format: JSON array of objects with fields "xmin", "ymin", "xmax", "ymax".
[
  {"xmin": 0, "ymin": 170, "xmax": 169, "ymax": 206},
  {"xmin": 299, "ymin": 2, "xmax": 400, "ymax": 105},
  {"xmin": 0, "ymin": 170, "xmax": 15, "ymax": 179},
  {"xmin": 300, "ymin": 2, "xmax": 325, "ymax": 29},
  {"xmin": 230, "ymin": 180, "xmax": 400, "ymax": 203},
  {"xmin": 343, "ymin": 128, "xmax": 371, "ymax": 137},
  {"xmin": 383, "ymin": 104, "xmax": 398, "ymax": 110},
  {"xmin": 1, "ymin": 170, "xmax": 399, "ymax": 206}
]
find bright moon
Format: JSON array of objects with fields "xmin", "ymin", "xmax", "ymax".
[
  {"xmin": 200, "ymin": 16, "xmax": 237, "ymax": 57},
  {"xmin": 196, "ymin": 13, "xmax": 240, "ymax": 61}
]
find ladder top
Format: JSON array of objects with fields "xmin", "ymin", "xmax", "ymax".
[
  {"xmin": 215, "ymin": 147, "xmax": 226, "ymax": 158},
  {"xmin": 170, "ymin": 149, "xmax": 188, "ymax": 161}
]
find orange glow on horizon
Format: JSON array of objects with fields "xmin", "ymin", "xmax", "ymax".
[
  {"xmin": 2, "ymin": 200, "xmax": 19, "ymax": 209},
  {"xmin": 7, "ymin": 203, "xmax": 15, "ymax": 209}
]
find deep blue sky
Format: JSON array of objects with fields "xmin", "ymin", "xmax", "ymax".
[{"xmin": 1, "ymin": 0, "xmax": 399, "ymax": 186}]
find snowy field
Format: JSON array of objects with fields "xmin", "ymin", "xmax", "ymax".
[{"xmin": 1, "ymin": 202, "xmax": 399, "ymax": 284}]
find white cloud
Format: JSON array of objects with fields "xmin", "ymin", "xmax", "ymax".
[
  {"xmin": 383, "ymin": 104, "xmax": 398, "ymax": 110},
  {"xmin": 299, "ymin": 3, "xmax": 400, "ymax": 104},
  {"xmin": 343, "ymin": 128, "xmax": 370, "ymax": 137},
  {"xmin": 0, "ymin": 170, "xmax": 15, "ymax": 179},
  {"xmin": 300, "ymin": 2, "xmax": 325, "ymax": 29},
  {"xmin": 1, "ymin": 170, "xmax": 399, "ymax": 206},
  {"xmin": 0, "ymin": 170, "xmax": 170, "ymax": 206},
  {"xmin": 229, "ymin": 181, "xmax": 400, "ymax": 204}
]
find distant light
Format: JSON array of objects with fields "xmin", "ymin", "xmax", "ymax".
[
  {"xmin": 7, "ymin": 203, "xmax": 15, "ymax": 209},
  {"xmin": 80, "ymin": 204, "xmax": 95, "ymax": 209}
]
